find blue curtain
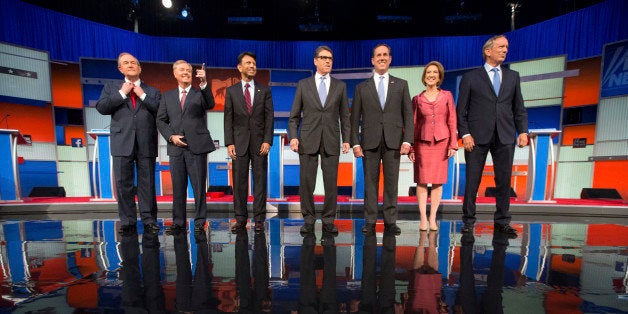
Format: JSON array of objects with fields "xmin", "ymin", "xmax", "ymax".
[{"xmin": 1, "ymin": 0, "xmax": 626, "ymax": 70}]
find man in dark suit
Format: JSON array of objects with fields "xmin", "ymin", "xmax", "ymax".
[
  {"xmin": 288, "ymin": 46, "xmax": 351, "ymax": 235},
  {"xmin": 157, "ymin": 60, "xmax": 215, "ymax": 235},
  {"xmin": 456, "ymin": 35, "xmax": 529, "ymax": 237},
  {"xmin": 96, "ymin": 52, "xmax": 161, "ymax": 235},
  {"xmin": 351, "ymin": 44, "xmax": 413, "ymax": 236},
  {"xmin": 224, "ymin": 52, "xmax": 274, "ymax": 234}
]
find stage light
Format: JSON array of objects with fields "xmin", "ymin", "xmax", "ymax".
[
  {"xmin": 181, "ymin": 8, "xmax": 188, "ymax": 18},
  {"xmin": 162, "ymin": 0, "xmax": 172, "ymax": 9},
  {"xmin": 179, "ymin": 5, "xmax": 192, "ymax": 21}
]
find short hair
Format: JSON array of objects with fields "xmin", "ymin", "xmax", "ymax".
[
  {"xmin": 314, "ymin": 45, "xmax": 333, "ymax": 58},
  {"xmin": 117, "ymin": 52, "xmax": 140, "ymax": 66},
  {"xmin": 372, "ymin": 43, "xmax": 391, "ymax": 57},
  {"xmin": 421, "ymin": 61, "xmax": 445, "ymax": 87},
  {"xmin": 172, "ymin": 60, "xmax": 192, "ymax": 70},
  {"xmin": 237, "ymin": 51, "xmax": 256, "ymax": 64},
  {"xmin": 482, "ymin": 35, "xmax": 506, "ymax": 61}
]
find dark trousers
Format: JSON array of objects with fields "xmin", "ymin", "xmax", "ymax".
[
  {"xmin": 462, "ymin": 132, "xmax": 515, "ymax": 226},
  {"xmin": 170, "ymin": 150, "xmax": 207, "ymax": 227},
  {"xmin": 299, "ymin": 142, "xmax": 339, "ymax": 225},
  {"xmin": 232, "ymin": 147, "xmax": 268, "ymax": 224},
  {"xmin": 362, "ymin": 135, "xmax": 400, "ymax": 224},
  {"xmin": 113, "ymin": 154, "xmax": 157, "ymax": 226}
]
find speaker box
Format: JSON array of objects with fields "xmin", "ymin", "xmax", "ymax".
[
  {"xmin": 580, "ymin": 188, "xmax": 622, "ymax": 200},
  {"xmin": 29, "ymin": 187, "xmax": 66, "ymax": 197},
  {"xmin": 207, "ymin": 186, "xmax": 233, "ymax": 195},
  {"xmin": 484, "ymin": 187, "xmax": 517, "ymax": 198}
]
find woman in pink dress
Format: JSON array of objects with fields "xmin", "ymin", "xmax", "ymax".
[{"xmin": 409, "ymin": 61, "xmax": 458, "ymax": 231}]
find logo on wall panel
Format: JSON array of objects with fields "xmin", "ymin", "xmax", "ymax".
[{"xmin": 601, "ymin": 40, "xmax": 628, "ymax": 98}]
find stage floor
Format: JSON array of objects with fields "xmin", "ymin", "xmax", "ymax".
[{"xmin": 0, "ymin": 197, "xmax": 627, "ymax": 313}]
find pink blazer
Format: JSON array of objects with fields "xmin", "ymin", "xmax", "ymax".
[{"xmin": 412, "ymin": 89, "xmax": 458, "ymax": 150}]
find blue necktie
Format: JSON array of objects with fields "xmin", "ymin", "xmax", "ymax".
[
  {"xmin": 491, "ymin": 67, "xmax": 501, "ymax": 96},
  {"xmin": 319, "ymin": 76, "xmax": 327, "ymax": 106},
  {"xmin": 378, "ymin": 76, "xmax": 385, "ymax": 109}
]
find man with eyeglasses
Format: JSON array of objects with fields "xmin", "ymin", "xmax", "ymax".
[{"xmin": 288, "ymin": 45, "xmax": 351, "ymax": 235}]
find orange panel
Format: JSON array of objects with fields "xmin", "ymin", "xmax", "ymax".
[
  {"xmin": 0, "ymin": 103, "xmax": 55, "ymax": 142},
  {"xmin": 544, "ymin": 290, "xmax": 582, "ymax": 314},
  {"xmin": 337, "ymin": 162, "xmax": 353, "ymax": 186},
  {"xmin": 160, "ymin": 169, "xmax": 173, "ymax": 195},
  {"xmin": 550, "ymin": 254, "xmax": 582, "ymax": 275},
  {"xmin": 586, "ymin": 224, "xmax": 628, "ymax": 246},
  {"xmin": 66, "ymin": 283, "xmax": 98, "ymax": 308},
  {"xmin": 561, "ymin": 125, "xmax": 596, "ymax": 146},
  {"xmin": 564, "ymin": 57, "xmax": 601, "ymax": 107},
  {"xmin": 63, "ymin": 125, "xmax": 86, "ymax": 146},
  {"xmin": 51, "ymin": 62, "xmax": 83, "ymax": 108},
  {"xmin": 592, "ymin": 160, "xmax": 628, "ymax": 200}
]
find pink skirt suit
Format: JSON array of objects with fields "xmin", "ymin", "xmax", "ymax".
[{"xmin": 411, "ymin": 90, "xmax": 458, "ymax": 184}]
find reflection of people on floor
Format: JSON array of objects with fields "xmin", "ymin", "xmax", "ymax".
[
  {"xmin": 173, "ymin": 230, "xmax": 219, "ymax": 312},
  {"xmin": 456, "ymin": 229, "xmax": 510, "ymax": 314},
  {"xmin": 406, "ymin": 230, "xmax": 447, "ymax": 313},
  {"xmin": 359, "ymin": 231, "xmax": 402, "ymax": 313},
  {"xmin": 120, "ymin": 230, "xmax": 165, "ymax": 312},
  {"xmin": 298, "ymin": 233, "xmax": 338, "ymax": 313},
  {"xmin": 235, "ymin": 231, "xmax": 271, "ymax": 313}
]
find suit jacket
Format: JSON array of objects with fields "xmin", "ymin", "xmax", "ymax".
[
  {"xmin": 224, "ymin": 81, "xmax": 274, "ymax": 156},
  {"xmin": 288, "ymin": 76, "xmax": 350, "ymax": 155},
  {"xmin": 95, "ymin": 80, "xmax": 161, "ymax": 157},
  {"xmin": 412, "ymin": 90, "xmax": 458, "ymax": 150},
  {"xmin": 456, "ymin": 66, "xmax": 528, "ymax": 145},
  {"xmin": 156, "ymin": 86, "xmax": 216, "ymax": 156},
  {"xmin": 350, "ymin": 75, "xmax": 413, "ymax": 150}
]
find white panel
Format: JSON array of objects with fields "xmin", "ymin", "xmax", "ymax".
[
  {"xmin": 389, "ymin": 66, "xmax": 425, "ymax": 99},
  {"xmin": 554, "ymin": 162, "xmax": 593, "ymax": 198},
  {"xmin": 207, "ymin": 111, "xmax": 224, "ymax": 148},
  {"xmin": 549, "ymin": 223, "xmax": 586, "ymax": 249},
  {"xmin": 580, "ymin": 251, "xmax": 628, "ymax": 312},
  {"xmin": 558, "ymin": 145, "xmax": 594, "ymax": 162},
  {"xmin": 398, "ymin": 159, "xmax": 414, "ymax": 196},
  {"xmin": 57, "ymin": 145, "xmax": 88, "ymax": 162},
  {"xmin": 58, "ymin": 161, "xmax": 91, "ymax": 197},
  {"xmin": 84, "ymin": 107, "xmax": 111, "ymax": 145},
  {"xmin": 16, "ymin": 142, "xmax": 57, "ymax": 161},
  {"xmin": 208, "ymin": 147, "xmax": 230, "ymax": 162},
  {"xmin": 594, "ymin": 96, "xmax": 628, "ymax": 158},
  {"xmin": 510, "ymin": 56, "xmax": 566, "ymax": 108}
]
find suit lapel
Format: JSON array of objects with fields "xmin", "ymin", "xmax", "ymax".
[
  {"xmin": 251, "ymin": 84, "xmax": 263, "ymax": 115},
  {"xmin": 326, "ymin": 78, "xmax": 339, "ymax": 109},
  {"xmin": 307, "ymin": 76, "xmax": 324, "ymax": 109},
  {"xmin": 366, "ymin": 77, "xmax": 382, "ymax": 111},
  {"xmin": 478, "ymin": 67, "xmax": 497, "ymax": 98}
]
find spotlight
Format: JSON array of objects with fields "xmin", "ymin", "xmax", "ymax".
[
  {"xmin": 162, "ymin": 0, "xmax": 172, "ymax": 9},
  {"xmin": 181, "ymin": 8, "xmax": 188, "ymax": 18},
  {"xmin": 180, "ymin": 5, "xmax": 192, "ymax": 20}
]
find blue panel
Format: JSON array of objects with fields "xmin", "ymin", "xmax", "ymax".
[
  {"xmin": 19, "ymin": 160, "xmax": 58, "ymax": 197},
  {"xmin": 24, "ymin": 221, "xmax": 63, "ymax": 241},
  {"xmin": 273, "ymin": 117, "xmax": 289, "ymax": 131},
  {"xmin": 208, "ymin": 162, "xmax": 229, "ymax": 186},
  {"xmin": 268, "ymin": 134, "xmax": 282, "ymax": 198},
  {"xmin": 4, "ymin": 223, "xmax": 28, "ymax": 293},
  {"xmin": 54, "ymin": 108, "xmax": 68, "ymax": 125},
  {"xmin": 525, "ymin": 224, "xmax": 543, "ymax": 280},
  {"xmin": 270, "ymin": 86, "xmax": 297, "ymax": 112},
  {"xmin": 563, "ymin": 105, "xmax": 598, "ymax": 125},
  {"xmin": 355, "ymin": 158, "xmax": 364, "ymax": 199},
  {"xmin": 82, "ymin": 84, "xmax": 105, "ymax": 106},
  {"xmin": 283, "ymin": 165, "xmax": 300, "ymax": 186},
  {"xmin": 55, "ymin": 125, "xmax": 65, "ymax": 145},
  {"xmin": 532, "ymin": 135, "xmax": 551, "ymax": 200},
  {"xmin": 601, "ymin": 40, "xmax": 628, "ymax": 98},
  {"xmin": 344, "ymin": 79, "xmax": 368, "ymax": 107},
  {"xmin": 527, "ymin": 105, "xmax": 561, "ymax": 130},
  {"xmin": 270, "ymin": 70, "xmax": 310, "ymax": 82},
  {"xmin": 80, "ymin": 59, "xmax": 119, "ymax": 79},
  {"xmin": 0, "ymin": 95, "xmax": 47, "ymax": 107},
  {"xmin": 0, "ymin": 133, "xmax": 17, "ymax": 200},
  {"xmin": 458, "ymin": 164, "xmax": 466, "ymax": 197},
  {"xmin": 442, "ymin": 157, "xmax": 456, "ymax": 199}
]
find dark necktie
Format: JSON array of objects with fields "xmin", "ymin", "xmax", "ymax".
[
  {"xmin": 180, "ymin": 89, "xmax": 187, "ymax": 110},
  {"xmin": 244, "ymin": 83, "xmax": 252, "ymax": 114}
]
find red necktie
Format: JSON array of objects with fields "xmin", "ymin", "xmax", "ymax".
[
  {"xmin": 244, "ymin": 83, "xmax": 252, "ymax": 114},
  {"xmin": 130, "ymin": 92, "xmax": 137, "ymax": 109},
  {"xmin": 180, "ymin": 90, "xmax": 187, "ymax": 110}
]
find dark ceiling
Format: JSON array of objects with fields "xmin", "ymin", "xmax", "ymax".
[{"xmin": 23, "ymin": 0, "xmax": 605, "ymax": 40}]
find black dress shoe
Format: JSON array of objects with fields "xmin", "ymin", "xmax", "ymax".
[
  {"xmin": 495, "ymin": 224, "xmax": 518, "ymax": 238},
  {"xmin": 384, "ymin": 223, "xmax": 401, "ymax": 236},
  {"xmin": 300, "ymin": 223, "xmax": 314, "ymax": 235},
  {"xmin": 230, "ymin": 221, "xmax": 247, "ymax": 234},
  {"xmin": 461, "ymin": 223, "xmax": 474, "ymax": 234},
  {"xmin": 361, "ymin": 223, "xmax": 375, "ymax": 236},
  {"xmin": 254, "ymin": 221, "xmax": 265, "ymax": 233},
  {"xmin": 322, "ymin": 223, "xmax": 338, "ymax": 234},
  {"xmin": 143, "ymin": 223, "xmax": 160, "ymax": 234},
  {"xmin": 165, "ymin": 224, "xmax": 184, "ymax": 235}
]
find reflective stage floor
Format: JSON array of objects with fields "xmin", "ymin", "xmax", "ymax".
[{"xmin": 0, "ymin": 212, "xmax": 626, "ymax": 313}]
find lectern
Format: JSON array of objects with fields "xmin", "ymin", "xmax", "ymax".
[
  {"xmin": 87, "ymin": 129, "xmax": 115, "ymax": 200},
  {"xmin": 0, "ymin": 129, "xmax": 22, "ymax": 201},
  {"xmin": 526, "ymin": 129, "xmax": 561, "ymax": 202}
]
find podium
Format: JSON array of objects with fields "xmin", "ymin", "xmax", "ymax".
[
  {"xmin": 268, "ymin": 129, "xmax": 287, "ymax": 199},
  {"xmin": 0, "ymin": 129, "xmax": 23, "ymax": 201},
  {"xmin": 442, "ymin": 150, "xmax": 462, "ymax": 201},
  {"xmin": 87, "ymin": 129, "xmax": 115, "ymax": 200},
  {"xmin": 525, "ymin": 129, "xmax": 561, "ymax": 202}
]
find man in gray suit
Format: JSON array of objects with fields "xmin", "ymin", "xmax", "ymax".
[
  {"xmin": 288, "ymin": 46, "xmax": 351, "ymax": 235},
  {"xmin": 351, "ymin": 44, "xmax": 413, "ymax": 236},
  {"xmin": 96, "ymin": 52, "xmax": 161, "ymax": 235}
]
